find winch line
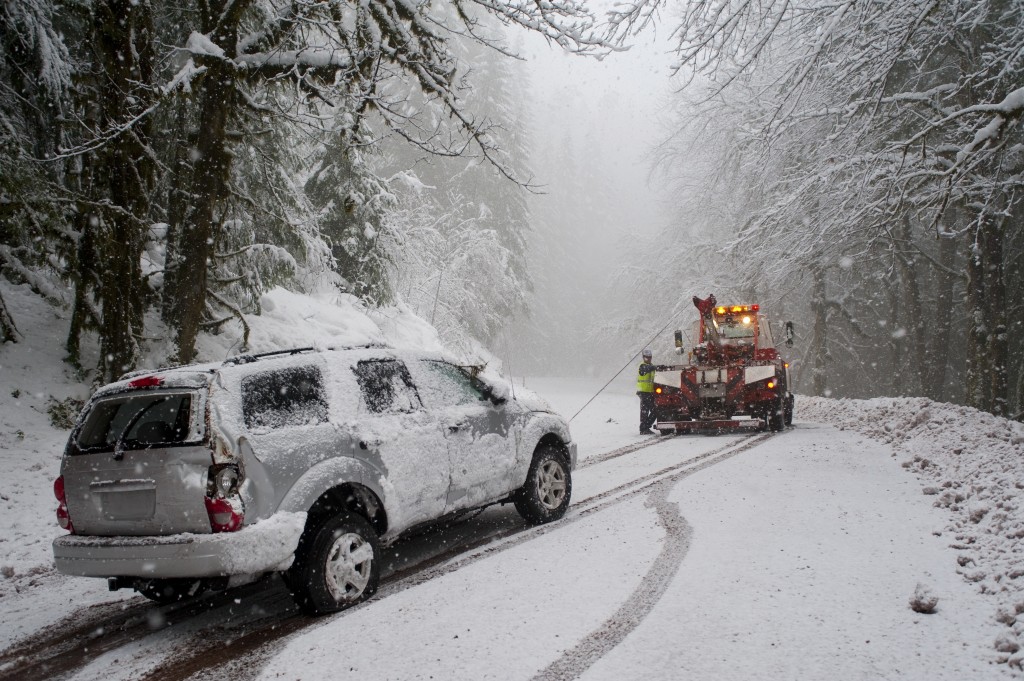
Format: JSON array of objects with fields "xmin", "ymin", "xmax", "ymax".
[{"xmin": 568, "ymin": 314, "xmax": 684, "ymax": 423}]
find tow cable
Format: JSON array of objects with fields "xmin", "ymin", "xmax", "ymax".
[{"xmin": 568, "ymin": 316, "xmax": 684, "ymax": 422}]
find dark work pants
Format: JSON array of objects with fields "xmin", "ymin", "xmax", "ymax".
[{"xmin": 639, "ymin": 392, "xmax": 656, "ymax": 432}]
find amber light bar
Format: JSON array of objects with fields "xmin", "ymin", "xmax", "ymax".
[{"xmin": 714, "ymin": 304, "xmax": 760, "ymax": 314}]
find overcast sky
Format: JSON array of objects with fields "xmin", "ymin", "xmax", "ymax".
[
  {"xmin": 503, "ymin": 27, "xmax": 683, "ymax": 373},
  {"xmin": 521, "ymin": 28, "xmax": 679, "ymax": 245}
]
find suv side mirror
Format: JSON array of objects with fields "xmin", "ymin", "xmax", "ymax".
[
  {"xmin": 485, "ymin": 389, "xmax": 506, "ymax": 406},
  {"xmin": 785, "ymin": 321, "xmax": 795, "ymax": 347},
  {"xmin": 473, "ymin": 377, "xmax": 506, "ymax": 405}
]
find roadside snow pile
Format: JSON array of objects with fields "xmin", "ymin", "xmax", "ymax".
[
  {"xmin": 800, "ymin": 395, "xmax": 1024, "ymax": 668},
  {"xmin": 193, "ymin": 287, "xmax": 448, "ymax": 361}
]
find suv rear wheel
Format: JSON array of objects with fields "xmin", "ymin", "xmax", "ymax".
[
  {"xmin": 514, "ymin": 445, "xmax": 571, "ymax": 525},
  {"xmin": 287, "ymin": 513, "xmax": 381, "ymax": 615}
]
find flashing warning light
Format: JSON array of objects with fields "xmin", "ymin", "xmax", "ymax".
[
  {"xmin": 128, "ymin": 375, "xmax": 164, "ymax": 388},
  {"xmin": 713, "ymin": 304, "xmax": 760, "ymax": 315},
  {"xmin": 784, "ymin": 362, "xmax": 789, "ymax": 368},
  {"xmin": 742, "ymin": 316, "xmax": 752, "ymax": 325},
  {"xmin": 655, "ymin": 387, "xmax": 663, "ymax": 394},
  {"xmin": 767, "ymin": 381, "xmax": 776, "ymax": 389}
]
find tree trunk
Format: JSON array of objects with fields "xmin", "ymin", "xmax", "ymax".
[
  {"xmin": 896, "ymin": 214, "xmax": 926, "ymax": 394},
  {"xmin": 965, "ymin": 210, "xmax": 1009, "ymax": 415},
  {"xmin": 91, "ymin": 0, "xmax": 155, "ymax": 383},
  {"xmin": 923, "ymin": 228, "xmax": 957, "ymax": 401},
  {"xmin": 810, "ymin": 266, "xmax": 829, "ymax": 397},
  {"xmin": 160, "ymin": 98, "xmax": 199, "ymax": 324},
  {"xmin": 887, "ymin": 262, "xmax": 903, "ymax": 396},
  {"xmin": 167, "ymin": 5, "xmax": 240, "ymax": 364},
  {"xmin": 66, "ymin": 209, "xmax": 98, "ymax": 368},
  {"xmin": 0, "ymin": 289, "xmax": 18, "ymax": 342}
]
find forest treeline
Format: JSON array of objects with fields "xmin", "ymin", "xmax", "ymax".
[
  {"xmin": 0, "ymin": 0, "xmax": 601, "ymax": 384},
  {"xmin": 620, "ymin": 0, "xmax": 1023, "ymax": 419},
  {"xmin": 3, "ymin": 0, "xmax": 1023, "ymax": 421}
]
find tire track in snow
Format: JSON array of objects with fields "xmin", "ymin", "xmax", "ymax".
[
  {"xmin": 1, "ymin": 433, "xmax": 770, "ymax": 681},
  {"xmin": 578, "ymin": 434, "xmax": 673, "ymax": 468},
  {"xmin": 145, "ymin": 432, "xmax": 774, "ymax": 681},
  {"xmin": 136, "ymin": 434, "xmax": 774, "ymax": 681},
  {"xmin": 530, "ymin": 433, "xmax": 771, "ymax": 681}
]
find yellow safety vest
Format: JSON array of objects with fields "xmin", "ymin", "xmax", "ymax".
[{"xmin": 637, "ymin": 366, "xmax": 655, "ymax": 393}]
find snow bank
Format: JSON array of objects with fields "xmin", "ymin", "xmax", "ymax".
[
  {"xmin": 192, "ymin": 287, "xmax": 456, "ymax": 362},
  {"xmin": 799, "ymin": 395, "xmax": 1024, "ymax": 668}
]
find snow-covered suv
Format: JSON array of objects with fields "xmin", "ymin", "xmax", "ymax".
[{"xmin": 52, "ymin": 346, "xmax": 575, "ymax": 614}]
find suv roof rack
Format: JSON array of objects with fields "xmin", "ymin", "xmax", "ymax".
[
  {"xmin": 118, "ymin": 362, "xmax": 216, "ymax": 382},
  {"xmin": 223, "ymin": 347, "xmax": 317, "ymax": 366},
  {"xmin": 222, "ymin": 343, "xmax": 389, "ymax": 367}
]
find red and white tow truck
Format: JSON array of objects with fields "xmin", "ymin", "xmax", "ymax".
[{"xmin": 653, "ymin": 295, "xmax": 795, "ymax": 434}]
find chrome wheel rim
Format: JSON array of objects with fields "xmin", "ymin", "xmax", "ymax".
[
  {"xmin": 324, "ymin": 532, "xmax": 373, "ymax": 602},
  {"xmin": 536, "ymin": 460, "xmax": 567, "ymax": 510}
]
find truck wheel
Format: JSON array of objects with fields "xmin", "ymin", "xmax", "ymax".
[
  {"xmin": 768, "ymin": 396, "xmax": 786, "ymax": 432},
  {"xmin": 287, "ymin": 512, "xmax": 380, "ymax": 616},
  {"xmin": 514, "ymin": 445, "xmax": 572, "ymax": 525}
]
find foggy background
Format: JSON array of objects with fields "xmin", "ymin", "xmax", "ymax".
[{"xmin": 504, "ymin": 31, "xmax": 681, "ymax": 380}]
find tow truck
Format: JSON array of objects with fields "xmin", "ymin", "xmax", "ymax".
[{"xmin": 653, "ymin": 294, "xmax": 794, "ymax": 434}]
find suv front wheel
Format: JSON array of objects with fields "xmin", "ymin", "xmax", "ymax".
[
  {"xmin": 287, "ymin": 513, "xmax": 381, "ymax": 615},
  {"xmin": 514, "ymin": 445, "xmax": 572, "ymax": 525}
]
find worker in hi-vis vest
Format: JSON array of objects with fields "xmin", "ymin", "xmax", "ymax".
[{"xmin": 636, "ymin": 348, "xmax": 670, "ymax": 434}]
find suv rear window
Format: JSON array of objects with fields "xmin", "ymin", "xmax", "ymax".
[
  {"xmin": 76, "ymin": 392, "xmax": 195, "ymax": 453},
  {"xmin": 242, "ymin": 365, "xmax": 329, "ymax": 430}
]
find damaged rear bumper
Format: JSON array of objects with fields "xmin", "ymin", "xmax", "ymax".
[{"xmin": 52, "ymin": 511, "xmax": 305, "ymax": 579}]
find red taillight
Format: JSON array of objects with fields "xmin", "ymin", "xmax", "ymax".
[
  {"xmin": 54, "ymin": 475, "xmax": 74, "ymax": 533},
  {"xmin": 128, "ymin": 375, "xmax": 163, "ymax": 388},
  {"xmin": 57, "ymin": 504, "xmax": 73, "ymax": 531},
  {"xmin": 205, "ymin": 496, "xmax": 243, "ymax": 532}
]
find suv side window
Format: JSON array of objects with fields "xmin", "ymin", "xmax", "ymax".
[
  {"xmin": 354, "ymin": 360, "xmax": 422, "ymax": 413},
  {"xmin": 414, "ymin": 361, "xmax": 483, "ymax": 409},
  {"xmin": 242, "ymin": 365, "xmax": 329, "ymax": 430}
]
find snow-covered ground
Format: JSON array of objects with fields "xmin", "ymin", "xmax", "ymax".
[{"xmin": 1, "ymin": 283, "xmax": 1022, "ymax": 679}]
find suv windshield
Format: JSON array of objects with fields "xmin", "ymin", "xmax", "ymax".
[{"xmin": 76, "ymin": 392, "xmax": 195, "ymax": 453}]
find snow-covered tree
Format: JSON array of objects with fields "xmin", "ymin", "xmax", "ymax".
[
  {"xmin": 154, "ymin": 0, "xmax": 608, "ymax": 363},
  {"xmin": 0, "ymin": 0, "xmax": 74, "ymax": 345},
  {"xmin": 631, "ymin": 0, "xmax": 1021, "ymax": 414}
]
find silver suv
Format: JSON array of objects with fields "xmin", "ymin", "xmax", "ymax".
[{"xmin": 52, "ymin": 346, "xmax": 575, "ymax": 614}]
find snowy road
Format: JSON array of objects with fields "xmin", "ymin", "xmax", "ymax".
[{"xmin": 0, "ymin": 377, "xmax": 1013, "ymax": 680}]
